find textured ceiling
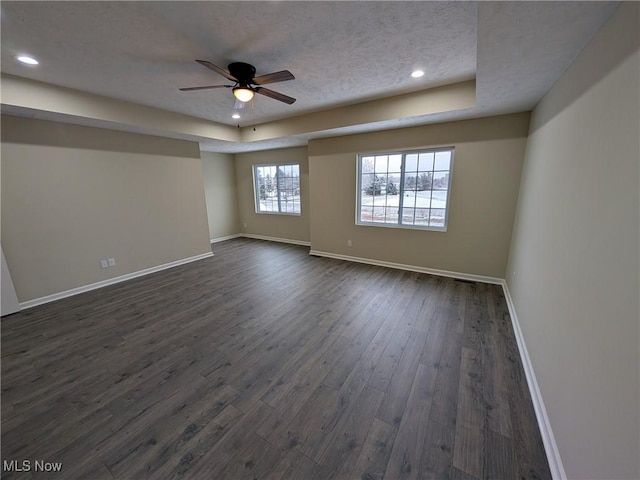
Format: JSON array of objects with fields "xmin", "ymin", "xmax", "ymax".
[{"xmin": 0, "ymin": 1, "xmax": 618, "ymax": 153}]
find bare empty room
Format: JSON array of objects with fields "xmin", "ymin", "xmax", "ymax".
[{"xmin": 1, "ymin": 2, "xmax": 638, "ymax": 479}]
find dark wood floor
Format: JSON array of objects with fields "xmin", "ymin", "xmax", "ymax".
[{"xmin": 1, "ymin": 238, "xmax": 550, "ymax": 480}]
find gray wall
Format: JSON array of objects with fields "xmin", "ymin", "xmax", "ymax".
[{"xmin": 506, "ymin": 3, "xmax": 639, "ymax": 478}]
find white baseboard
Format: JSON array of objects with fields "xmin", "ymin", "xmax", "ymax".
[
  {"xmin": 501, "ymin": 281, "xmax": 566, "ymax": 480},
  {"xmin": 308, "ymin": 249, "xmax": 503, "ymax": 285},
  {"xmin": 19, "ymin": 252, "xmax": 214, "ymax": 310},
  {"xmin": 210, "ymin": 234, "xmax": 242, "ymax": 244},
  {"xmin": 241, "ymin": 233, "xmax": 311, "ymax": 247}
]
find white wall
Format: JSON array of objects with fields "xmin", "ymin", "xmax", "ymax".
[
  {"xmin": 202, "ymin": 151, "xmax": 240, "ymax": 241},
  {"xmin": 506, "ymin": 3, "xmax": 639, "ymax": 479}
]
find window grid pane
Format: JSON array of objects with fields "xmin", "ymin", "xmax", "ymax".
[
  {"xmin": 358, "ymin": 148, "xmax": 453, "ymax": 231},
  {"xmin": 254, "ymin": 163, "xmax": 301, "ymax": 215},
  {"xmin": 360, "ymin": 154, "xmax": 402, "ymax": 225}
]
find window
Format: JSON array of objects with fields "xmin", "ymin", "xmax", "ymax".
[
  {"xmin": 357, "ymin": 148, "xmax": 454, "ymax": 231},
  {"xmin": 254, "ymin": 164, "xmax": 301, "ymax": 215}
]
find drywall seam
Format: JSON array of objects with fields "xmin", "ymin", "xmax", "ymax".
[
  {"xmin": 308, "ymin": 249, "xmax": 502, "ymax": 285},
  {"xmin": 501, "ymin": 280, "xmax": 567, "ymax": 480},
  {"xmin": 19, "ymin": 252, "xmax": 214, "ymax": 310}
]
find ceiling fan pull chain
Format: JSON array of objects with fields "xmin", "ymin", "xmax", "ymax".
[{"xmin": 252, "ymin": 99, "xmax": 256, "ymax": 131}]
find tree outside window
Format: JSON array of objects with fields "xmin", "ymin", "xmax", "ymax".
[{"xmin": 254, "ymin": 164, "xmax": 301, "ymax": 215}]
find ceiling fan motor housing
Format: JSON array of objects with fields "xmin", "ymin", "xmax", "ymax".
[{"xmin": 228, "ymin": 62, "xmax": 257, "ymax": 83}]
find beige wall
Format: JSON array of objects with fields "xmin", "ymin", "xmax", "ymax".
[
  {"xmin": 201, "ymin": 151, "xmax": 240, "ymax": 241},
  {"xmin": 506, "ymin": 3, "xmax": 639, "ymax": 479},
  {"xmin": 1, "ymin": 115, "xmax": 212, "ymax": 303},
  {"xmin": 241, "ymin": 80, "xmax": 476, "ymax": 142},
  {"xmin": 308, "ymin": 113, "xmax": 529, "ymax": 278},
  {"xmin": 234, "ymin": 146, "xmax": 310, "ymax": 243},
  {"xmin": 1, "ymin": 74, "xmax": 239, "ymax": 143}
]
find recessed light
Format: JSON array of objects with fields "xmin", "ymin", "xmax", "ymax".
[
  {"xmin": 232, "ymin": 113, "xmax": 241, "ymax": 119},
  {"xmin": 17, "ymin": 55, "xmax": 39, "ymax": 65},
  {"xmin": 411, "ymin": 70, "xmax": 424, "ymax": 78}
]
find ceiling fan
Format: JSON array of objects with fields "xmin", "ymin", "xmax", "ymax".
[{"xmin": 179, "ymin": 60, "xmax": 296, "ymax": 105}]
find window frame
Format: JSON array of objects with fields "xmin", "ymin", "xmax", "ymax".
[
  {"xmin": 253, "ymin": 163, "xmax": 301, "ymax": 216},
  {"xmin": 355, "ymin": 147, "xmax": 454, "ymax": 232}
]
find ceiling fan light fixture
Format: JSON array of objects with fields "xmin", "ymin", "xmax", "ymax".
[{"xmin": 233, "ymin": 86, "xmax": 254, "ymax": 102}]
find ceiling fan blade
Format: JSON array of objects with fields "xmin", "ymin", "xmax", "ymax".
[
  {"xmin": 195, "ymin": 60, "xmax": 238, "ymax": 82},
  {"xmin": 255, "ymin": 87, "xmax": 296, "ymax": 105},
  {"xmin": 179, "ymin": 85, "xmax": 231, "ymax": 91},
  {"xmin": 252, "ymin": 70, "xmax": 295, "ymax": 85}
]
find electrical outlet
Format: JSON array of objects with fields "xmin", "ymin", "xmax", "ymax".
[
  {"xmin": 243, "ymin": 222, "xmax": 248, "ymax": 229},
  {"xmin": 108, "ymin": 258, "xmax": 116, "ymax": 267},
  {"xmin": 100, "ymin": 260, "xmax": 108, "ymax": 269},
  {"xmin": 347, "ymin": 240, "xmax": 352, "ymax": 247}
]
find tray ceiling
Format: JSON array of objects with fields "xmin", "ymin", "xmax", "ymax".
[{"xmin": 0, "ymin": 1, "xmax": 618, "ymax": 152}]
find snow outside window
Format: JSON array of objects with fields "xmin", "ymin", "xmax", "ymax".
[
  {"xmin": 357, "ymin": 148, "xmax": 454, "ymax": 231},
  {"xmin": 253, "ymin": 164, "xmax": 301, "ymax": 215}
]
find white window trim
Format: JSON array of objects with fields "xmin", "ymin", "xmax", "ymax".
[
  {"xmin": 355, "ymin": 147, "xmax": 454, "ymax": 232},
  {"xmin": 253, "ymin": 163, "xmax": 301, "ymax": 216}
]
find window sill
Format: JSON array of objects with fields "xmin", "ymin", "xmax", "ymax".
[{"xmin": 355, "ymin": 221, "xmax": 447, "ymax": 233}]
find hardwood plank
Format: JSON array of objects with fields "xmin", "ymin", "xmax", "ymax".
[
  {"xmin": 257, "ymin": 383, "xmax": 337, "ymax": 452},
  {"xmin": 301, "ymin": 367, "xmax": 370, "ymax": 462},
  {"xmin": 364, "ymin": 274, "xmax": 431, "ymax": 393},
  {"xmin": 482, "ymin": 285, "xmax": 513, "ymax": 438},
  {"xmin": 151, "ymin": 403, "xmax": 245, "ymax": 480},
  {"xmin": 419, "ymin": 278, "xmax": 456, "ymax": 369},
  {"xmin": 313, "ymin": 384, "xmax": 384, "ymax": 479},
  {"xmin": 420, "ymin": 419, "xmax": 456, "ymax": 480},
  {"xmin": 428, "ymin": 312, "xmax": 463, "ymax": 429},
  {"xmin": 483, "ymin": 429, "xmax": 517, "ymax": 480},
  {"xmin": 205, "ymin": 433, "xmax": 282, "ymax": 480},
  {"xmin": 321, "ymin": 304, "xmax": 391, "ymax": 391},
  {"xmin": 350, "ymin": 418, "xmax": 397, "ymax": 480},
  {"xmin": 375, "ymin": 326, "xmax": 429, "ymax": 427},
  {"xmin": 366, "ymin": 323, "xmax": 412, "ymax": 392},
  {"xmin": 452, "ymin": 347, "xmax": 485, "ymax": 479},
  {"xmin": 259, "ymin": 331, "xmax": 345, "ymax": 409},
  {"xmin": 2, "ymin": 373, "xmax": 116, "ymax": 460},
  {"xmin": 178, "ymin": 400, "xmax": 272, "ymax": 479},
  {"xmin": 0, "ymin": 238, "xmax": 551, "ymax": 480},
  {"xmin": 450, "ymin": 465, "xmax": 480, "ymax": 480},
  {"xmin": 259, "ymin": 448, "xmax": 320, "ymax": 480},
  {"xmin": 105, "ymin": 383, "xmax": 240, "ymax": 478},
  {"xmin": 384, "ymin": 363, "xmax": 438, "ymax": 480},
  {"xmin": 55, "ymin": 381, "xmax": 221, "ymax": 479},
  {"xmin": 278, "ymin": 451, "xmax": 320, "ymax": 479},
  {"xmin": 509, "ymin": 363, "xmax": 553, "ymax": 480}
]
